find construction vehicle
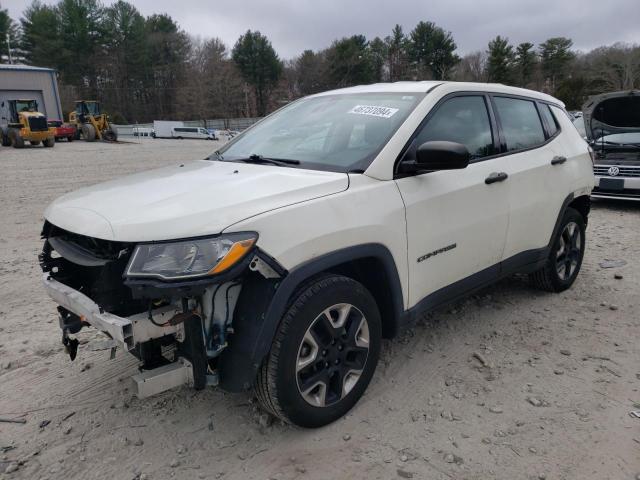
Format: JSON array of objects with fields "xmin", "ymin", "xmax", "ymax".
[
  {"xmin": 68, "ymin": 100, "xmax": 117, "ymax": 142},
  {"xmin": 0, "ymin": 99, "xmax": 56, "ymax": 148}
]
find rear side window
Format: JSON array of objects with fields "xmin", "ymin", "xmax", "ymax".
[
  {"xmin": 539, "ymin": 104, "xmax": 559, "ymax": 136},
  {"xmin": 416, "ymin": 96, "xmax": 494, "ymax": 160},
  {"xmin": 493, "ymin": 97, "xmax": 545, "ymax": 151}
]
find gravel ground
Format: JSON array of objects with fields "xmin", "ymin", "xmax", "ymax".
[{"xmin": 0, "ymin": 139, "xmax": 639, "ymax": 480}]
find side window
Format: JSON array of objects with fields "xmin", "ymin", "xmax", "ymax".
[
  {"xmin": 415, "ymin": 96, "xmax": 494, "ymax": 160},
  {"xmin": 493, "ymin": 97, "xmax": 546, "ymax": 151},
  {"xmin": 539, "ymin": 104, "xmax": 559, "ymax": 137}
]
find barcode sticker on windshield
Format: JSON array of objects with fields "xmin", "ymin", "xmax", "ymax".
[{"xmin": 348, "ymin": 105, "xmax": 399, "ymax": 119}]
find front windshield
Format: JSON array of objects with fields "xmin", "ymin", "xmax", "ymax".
[
  {"xmin": 16, "ymin": 100, "xmax": 37, "ymax": 112},
  {"xmin": 214, "ymin": 92, "xmax": 424, "ymax": 172},
  {"xmin": 77, "ymin": 102, "xmax": 100, "ymax": 116}
]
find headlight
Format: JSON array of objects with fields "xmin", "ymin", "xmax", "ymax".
[{"xmin": 125, "ymin": 233, "xmax": 257, "ymax": 280}]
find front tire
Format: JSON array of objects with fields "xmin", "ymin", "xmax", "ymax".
[
  {"xmin": 82, "ymin": 124, "xmax": 96, "ymax": 141},
  {"xmin": 530, "ymin": 207, "xmax": 585, "ymax": 292},
  {"xmin": 255, "ymin": 275, "xmax": 381, "ymax": 428},
  {"xmin": 103, "ymin": 129, "xmax": 117, "ymax": 142},
  {"xmin": 9, "ymin": 130, "xmax": 24, "ymax": 148}
]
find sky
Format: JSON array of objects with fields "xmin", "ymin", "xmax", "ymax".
[{"xmin": 4, "ymin": 0, "xmax": 639, "ymax": 59}]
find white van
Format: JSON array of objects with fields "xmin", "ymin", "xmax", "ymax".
[{"xmin": 172, "ymin": 126, "xmax": 216, "ymax": 140}]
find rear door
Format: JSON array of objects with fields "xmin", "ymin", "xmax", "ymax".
[
  {"xmin": 491, "ymin": 96, "xmax": 565, "ymax": 260},
  {"xmin": 395, "ymin": 94, "xmax": 511, "ymax": 307}
]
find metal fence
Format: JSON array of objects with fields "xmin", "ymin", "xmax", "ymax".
[{"xmin": 113, "ymin": 117, "xmax": 261, "ymax": 136}]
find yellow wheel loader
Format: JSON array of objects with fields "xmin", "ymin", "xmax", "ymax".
[
  {"xmin": 0, "ymin": 99, "xmax": 56, "ymax": 148},
  {"xmin": 68, "ymin": 100, "xmax": 118, "ymax": 142}
]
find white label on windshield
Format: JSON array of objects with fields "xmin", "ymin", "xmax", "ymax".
[{"xmin": 348, "ymin": 105, "xmax": 399, "ymax": 119}]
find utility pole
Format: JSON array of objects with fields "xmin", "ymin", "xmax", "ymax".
[{"xmin": 6, "ymin": 33, "xmax": 13, "ymax": 64}]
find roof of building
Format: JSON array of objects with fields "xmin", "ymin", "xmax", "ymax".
[{"xmin": 0, "ymin": 64, "xmax": 56, "ymax": 73}]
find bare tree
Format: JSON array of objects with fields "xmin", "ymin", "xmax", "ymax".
[
  {"xmin": 586, "ymin": 43, "xmax": 640, "ymax": 91},
  {"xmin": 453, "ymin": 51, "xmax": 488, "ymax": 82}
]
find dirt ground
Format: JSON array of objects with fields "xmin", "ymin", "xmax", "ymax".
[{"xmin": 0, "ymin": 138, "xmax": 639, "ymax": 480}]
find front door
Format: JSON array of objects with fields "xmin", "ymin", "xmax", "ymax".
[{"xmin": 394, "ymin": 95, "xmax": 511, "ymax": 308}]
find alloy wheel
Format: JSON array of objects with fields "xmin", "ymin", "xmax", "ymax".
[
  {"xmin": 296, "ymin": 303, "xmax": 370, "ymax": 407},
  {"xmin": 555, "ymin": 221, "xmax": 582, "ymax": 281}
]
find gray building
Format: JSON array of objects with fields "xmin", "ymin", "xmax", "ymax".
[{"xmin": 0, "ymin": 64, "xmax": 63, "ymax": 121}]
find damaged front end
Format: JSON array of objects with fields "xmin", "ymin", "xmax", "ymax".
[{"xmin": 39, "ymin": 221, "xmax": 284, "ymax": 397}]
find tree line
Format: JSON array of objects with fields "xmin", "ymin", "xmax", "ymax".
[{"xmin": 1, "ymin": 0, "xmax": 638, "ymax": 123}]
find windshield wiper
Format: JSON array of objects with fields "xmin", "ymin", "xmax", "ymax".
[
  {"xmin": 237, "ymin": 154, "xmax": 300, "ymax": 167},
  {"xmin": 599, "ymin": 141, "xmax": 640, "ymax": 150},
  {"xmin": 206, "ymin": 151, "xmax": 224, "ymax": 160}
]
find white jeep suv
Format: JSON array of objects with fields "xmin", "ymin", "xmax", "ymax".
[{"xmin": 40, "ymin": 82, "xmax": 595, "ymax": 427}]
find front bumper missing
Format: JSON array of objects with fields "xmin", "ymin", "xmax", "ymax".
[
  {"xmin": 42, "ymin": 273, "xmax": 197, "ymax": 397},
  {"xmin": 41, "ymin": 273, "xmax": 184, "ymax": 351},
  {"xmin": 132, "ymin": 357, "xmax": 194, "ymax": 398}
]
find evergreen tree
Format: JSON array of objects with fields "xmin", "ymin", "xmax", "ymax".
[
  {"xmin": 325, "ymin": 35, "xmax": 373, "ymax": 88},
  {"xmin": 56, "ymin": 0, "xmax": 104, "ymax": 87},
  {"xmin": 145, "ymin": 13, "xmax": 190, "ymax": 118},
  {"xmin": 368, "ymin": 36, "xmax": 387, "ymax": 82},
  {"xmin": 102, "ymin": 1, "xmax": 147, "ymax": 122},
  {"xmin": 294, "ymin": 49, "xmax": 328, "ymax": 95},
  {"xmin": 385, "ymin": 24, "xmax": 408, "ymax": 81},
  {"xmin": 486, "ymin": 35, "xmax": 515, "ymax": 83},
  {"xmin": 0, "ymin": 3, "xmax": 19, "ymax": 63},
  {"xmin": 539, "ymin": 37, "xmax": 575, "ymax": 92},
  {"xmin": 232, "ymin": 30, "xmax": 282, "ymax": 116},
  {"xmin": 514, "ymin": 42, "xmax": 537, "ymax": 87},
  {"xmin": 20, "ymin": 1, "xmax": 61, "ymax": 67},
  {"xmin": 407, "ymin": 21, "xmax": 459, "ymax": 80}
]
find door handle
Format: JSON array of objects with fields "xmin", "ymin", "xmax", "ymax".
[
  {"xmin": 485, "ymin": 172, "xmax": 508, "ymax": 184},
  {"xmin": 551, "ymin": 156, "xmax": 567, "ymax": 165}
]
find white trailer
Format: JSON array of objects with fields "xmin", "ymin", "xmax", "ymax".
[{"xmin": 153, "ymin": 120, "xmax": 184, "ymax": 138}]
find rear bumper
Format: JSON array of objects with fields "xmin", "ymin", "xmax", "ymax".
[{"xmin": 41, "ymin": 273, "xmax": 184, "ymax": 351}]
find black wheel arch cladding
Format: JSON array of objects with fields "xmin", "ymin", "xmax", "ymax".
[{"xmin": 217, "ymin": 243, "xmax": 403, "ymax": 392}]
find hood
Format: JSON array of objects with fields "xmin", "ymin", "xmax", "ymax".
[
  {"xmin": 44, "ymin": 160, "xmax": 349, "ymax": 242},
  {"xmin": 582, "ymin": 90, "xmax": 640, "ymax": 142}
]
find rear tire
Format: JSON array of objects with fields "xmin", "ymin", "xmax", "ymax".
[
  {"xmin": 255, "ymin": 275, "xmax": 381, "ymax": 428},
  {"xmin": 82, "ymin": 124, "xmax": 96, "ymax": 142},
  {"xmin": 530, "ymin": 207, "xmax": 585, "ymax": 292},
  {"xmin": 67, "ymin": 136, "xmax": 73, "ymax": 142},
  {"xmin": 43, "ymin": 137, "xmax": 55, "ymax": 148},
  {"xmin": 1, "ymin": 131, "xmax": 10, "ymax": 147}
]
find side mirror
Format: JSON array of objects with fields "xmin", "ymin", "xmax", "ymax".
[{"xmin": 415, "ymin": 141, "xmax": 470, "ymax": 170}]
